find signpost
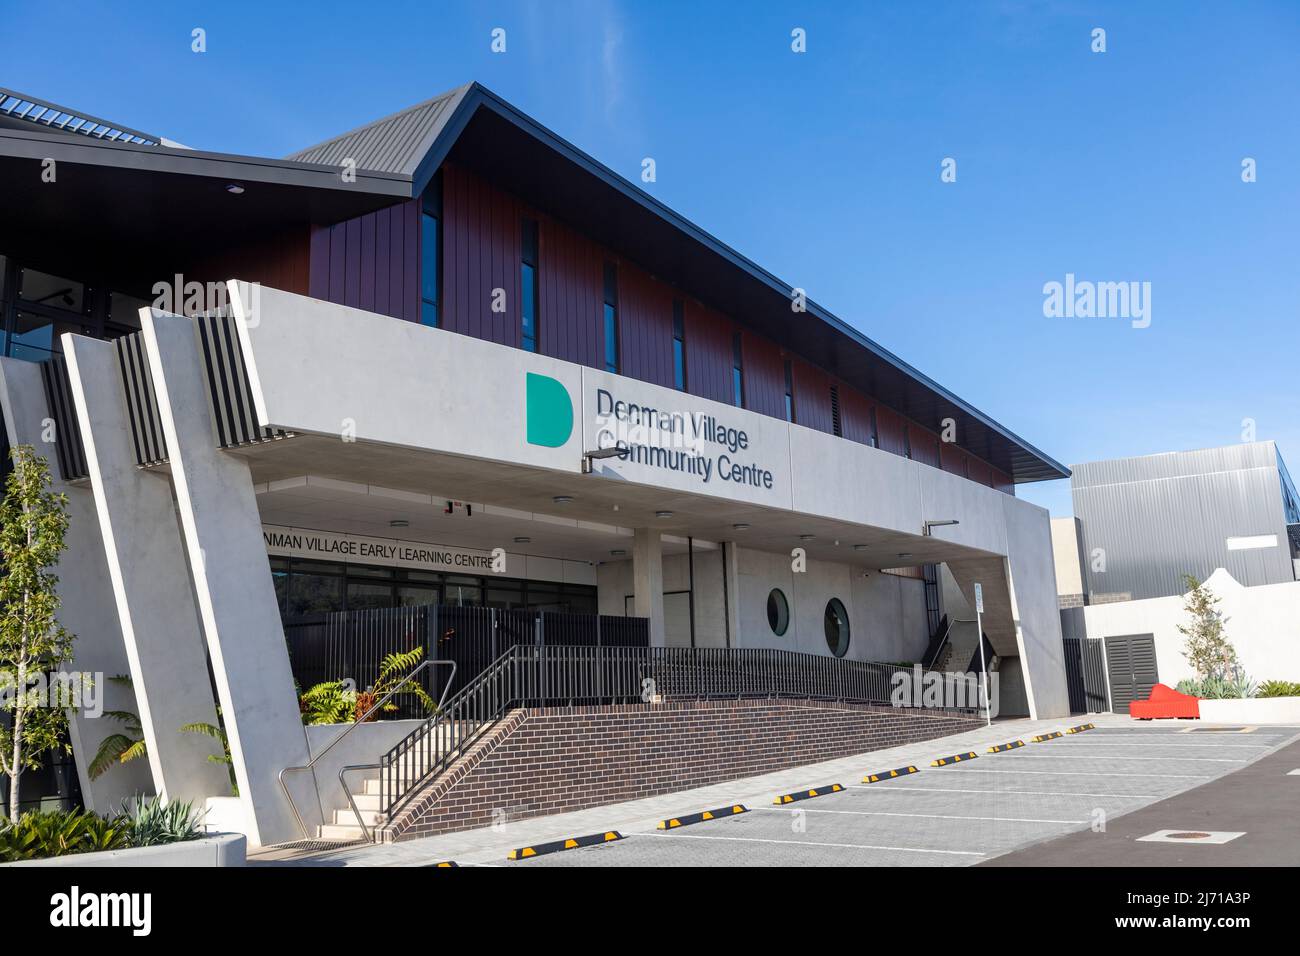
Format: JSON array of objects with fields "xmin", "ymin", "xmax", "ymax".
[{"xmin": 974, "ymin": 582, "xmax": 991, "ymax": 726}]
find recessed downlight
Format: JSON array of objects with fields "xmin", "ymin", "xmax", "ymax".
[
  {"xmin": 610, "ymin": 549, "xmax": 627, "ymax": 557},
  {"xmin": 799, "ymin": 534, "xmax": 816, "ymax": 542},
  {"xmin": 513, "ymin": 536, "xmax": 531, "ymax": 544},
  {"xmin": 853, "ymin": 544, "xmax": 869, "ymax": 552},
  {"xmin": 732, "ymin": 523, "xmax": 750, "ymax": 531},
  {"xmin": 225, "ymin": 183, "xmax": 245, "ymax": 195},
  {"xmin": 552, "ymin": 495, "xmax": 574, "ymax": 505},
  {"xmin": 655, "ymin": 510, "xmax": 673, "ymax": 519},
  {"xmin": 389, "ymin": 519, "xmax": 409, "ymax": 528}
]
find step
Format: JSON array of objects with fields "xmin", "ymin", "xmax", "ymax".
[
  {"xmin": 317, "ymin": 823, "xmax": 367, "ymax": 841},
  {"xmin": 349, "ymin": 792, "xmax": 381, "ymax": 811},
  {"xmin": 333, "ymin": 807, "xmax": 382, "ymax": 826}
]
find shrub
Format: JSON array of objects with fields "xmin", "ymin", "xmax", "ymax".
[
  {"xmin": 0, "ymin": 809, "xmax": 131, "ymax": 862},
  {"xmin": 118, "ymin": 795, "xmax": 206, "ymax": 846},
  {"xmin": 1176, "ymin": 673, "xmax": 1258, "ymax": 699},
  {"xmin": 1257, "ymin": 680, "xmax": 1300, "ymax": 699}
]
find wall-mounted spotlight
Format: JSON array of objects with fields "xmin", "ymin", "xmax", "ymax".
[
  {"xmin": 582, "ymin": 446, "xmax": 623, "ymax": 474},
  {"xmin": 922, "ymin": 519, "xmax": 960, "ymax": 536}
]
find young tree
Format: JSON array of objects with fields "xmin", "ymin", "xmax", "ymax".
[
  {"xmin": 0, "ymin": 445, "xmax": 74, "ymax": 821},
  {"xmin": 1176, "ymin": 573, "xmax": 1236, "ymax": 681}
]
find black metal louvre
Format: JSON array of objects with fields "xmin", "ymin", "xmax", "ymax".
[
  {"xmin": 37, "ymin": 356, "xmax": 88, "ymax": 481},
  {"xmin": 194, "ymin": 311, "xmax": 290, "ymax": 450},
  {"xmin": 113, "ymin": 332, "xmax": 168, "ymax": 466}
]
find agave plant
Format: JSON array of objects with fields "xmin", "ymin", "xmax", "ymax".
[
  {"xmin": 88, "ymin": 675, "xmax": 147, "ymax": 780},
  {"xmin": 118, "ymin": 795, "xmax": 206, "ymax": 847}
]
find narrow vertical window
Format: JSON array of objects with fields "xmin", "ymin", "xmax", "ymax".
[
  {"xmin": 731, "ymin": 331, "xmax": 745, "ymax": 407},
  {"xmin": 830, "ymin": 385, "xmax": 842, "ymax": 437},
  {"xmin": 521, "ymin": 217, "xmax": 539, "ymax": 352},
  {"xmin": 603, "ymin": 261, "xmax": 619, "ymax": 373},
  {"xmin": 420, "ymin": 178, "xmax": 441, "ymax": 327},
  {"xmin": 868, "ymin": 407, "xmax": 879, "ymax": 448},
  {"xmin": 672, "ymin": 299, "xmax": 686, "ymax": 390},
  {"xmin": 783, "ymin": 359, "xmax": 795, "ymax": 422}
]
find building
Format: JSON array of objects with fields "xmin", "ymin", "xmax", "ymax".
[
  {"xmin": 1065, "ymin": 441, "xmax": 1300, "ymax": 604},
  {"xmin": 1054, "ymin": 442, "xmax": 1300, "ymax": 713},
  {"xmin": 0, "ymin": 83, "xmax": 1070, "ymax": 842}
]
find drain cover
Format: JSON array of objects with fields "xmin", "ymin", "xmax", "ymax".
[{"xmin": 1137, "ymin": 829, "xmax": 1245, "ymax": 845}]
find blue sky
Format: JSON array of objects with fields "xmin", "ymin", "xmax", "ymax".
[{"xmin": 5, "ymin": 1, "xmax": 1297, "ymax": 516}]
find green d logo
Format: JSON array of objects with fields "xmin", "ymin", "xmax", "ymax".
[{"xmin": 525, "ymin": 372, "xmax": 574, "ymax": 447}]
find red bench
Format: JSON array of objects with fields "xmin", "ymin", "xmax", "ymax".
[{"xmin": 1129, "ymin": 683, "xmax": 1200, "ymax": 719}]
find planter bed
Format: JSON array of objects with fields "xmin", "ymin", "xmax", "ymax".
[{"xmin": 1, "ymin": 832, "xmax": 245, "ymax": 868}]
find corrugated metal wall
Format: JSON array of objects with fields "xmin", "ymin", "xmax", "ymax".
[{"xmin": 1073, "ymin": 442, "xmax": 1293, "ymax": 601}]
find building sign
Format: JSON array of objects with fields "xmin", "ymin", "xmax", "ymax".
[
  {"xmin": 263, "ymin": 525, "xmax": 501, "ymax": 574},
  {"xmin": 581, "ymin": 371, "xmax": 791, "ymax": 507}
]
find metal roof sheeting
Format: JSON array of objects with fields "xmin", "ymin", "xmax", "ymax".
[
  {"xmin": 0, "ymin": 87, "xmax": 159, "ymax": 145},
  {"xmin": 285, "ymin": 85, "xmax": 470, "ymax": 175}
]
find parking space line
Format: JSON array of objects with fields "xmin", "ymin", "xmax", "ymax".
[
  {"xmin": 638, "ymin": 830, "xmax": 984, "ymax": 857},
  {"xmin": 846, "ymin": 785, "xmax": 1164, "ymax": 799},
  {"xmin": 938, "ymin": 768, "xmax": 1211, "ymax": 779},
  {"xmin": 752, "ymin": 807, "xmax": 1087, "ymax": 825},
  {"xmin": 987, "ymin": 753, "xmax": 1247, "ymax": 763}
]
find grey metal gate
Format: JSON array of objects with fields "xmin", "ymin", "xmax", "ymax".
[
  {"xmin": 1104, "ymin": 633, "xmax": 1158, "ymax": 714},
  {"xmin": 1063, "ymin": 637, "xmax": 1110, "ymax": 714}
]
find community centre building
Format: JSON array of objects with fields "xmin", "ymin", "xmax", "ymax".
[{"xmin": 0, "ymin": 82, "xmax": 1071, "ymax": 844}]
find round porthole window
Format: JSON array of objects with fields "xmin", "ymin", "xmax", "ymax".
[
  {"xmin": 766, "ymin": 588, "xmax": 790, "ymax": 636},
  {"xmin": 824, "ymin": 598, "xmax": 850, "ymax": 657}
]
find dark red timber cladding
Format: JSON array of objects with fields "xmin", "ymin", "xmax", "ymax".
[
  {"xmin": 992, "ymin": 467, "xmax": 1015, "ymax": 495},
  {"xmin": 309, "ymin": 200, "xmax": 419, "ymax": 321},
  {"xmin": 940, "ymin": 441, "xmax": 969, "ymax": 477},
  {"xmin": 968, "ymin": 457, "xmax": 993, "ymax": 487},
  {"xmin": 538, "ymin": 214, "xmax": 602, "ymax": 368},
  {"xmin": 683, "ymin": 300, "xmax": 733, "ymax": 405},
  {"xmin": 909, "ymin": 425, "xmax": 941, "ymax": 468},
  {"xmin": 839, "ymin": 389, "xmax": 875, "ymax": 446},
  {"xmin": 618, "ymin": 264, "xmax": 675, "ymax": 388},
  {"xmin": 791, "ymin": 359, "xmax": 833, "ymax": 432},
  {"xmin": 875, "ymin": 404, "xmax": 907, "ymax": 456},
  {"xmin": 741, "ymin": 333, "xmax": 785, "ymax": 419},
  {"xmin": 442, "ymin": 163, "xmax": 521, "ymax": 347},
  {"xmin": 389, "ymin": 698, "xmax": 981, "ymax": 840},
  {"xmin": 189, "ymin": 226, "xmax": 311, "ymax": 296}
]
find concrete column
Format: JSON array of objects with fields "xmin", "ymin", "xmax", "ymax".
[
  {"xmin": 62, "ymin": 337, "xmax": 229, "ymax": 804},
  {"xmin": 723, "ymin": 541, "xmax": 741, "ymax": 648},
  {"xmin": 632, "ymin": 528, "xmax": 665, "ymax": 647},
  {"xmin": 0, "ymin": 357, "xmax": 154, "ymax": 811},
  {"xmin": 141, "ymin": 311, "xmax": 317, "ymax": 847}
]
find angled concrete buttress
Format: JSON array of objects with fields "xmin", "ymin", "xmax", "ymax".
[
  {"xmin": 0, "ymin": 357, "xmax": 154, "ymax": 811},
  {"xmin": 140, "ymin": 310, "xmax": 318, "ymax": 846},
  {"xmin": 61, "ymin": 336, "xmax": 230, "ymax": 803}
]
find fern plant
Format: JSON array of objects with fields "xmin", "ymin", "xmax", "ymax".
[
  {"xmin": 179, "ymin": 715, "xmax": 238, "ymax": 796},
  {"xmin": 89, "ymin": 675, "xmax": 147, "ymax": 779},
  {"xmin": 368, "ymin": 646, "xmax": 435, "ymax": 718},
  {"xmin": 299, "ymin": 680, "xmax": 358, "ymax": 725}
]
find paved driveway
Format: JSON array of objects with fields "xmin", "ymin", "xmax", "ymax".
[{"xmin": 512, "ymin": 723, "xmax": 1299, "ymax": 867}]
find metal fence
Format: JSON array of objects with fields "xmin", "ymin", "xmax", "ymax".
[
  {"xmin": 284, "ymin": 605, "xmax": 650, "ymax": 718},
  {"xmin": 379, "ymin": 644, "xmax": 938, "ymax": 821}
]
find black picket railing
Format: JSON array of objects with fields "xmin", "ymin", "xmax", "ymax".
[
  {"xmin": 285, "ymin": 605, "xmax": 650, "ymax": 719},
  {"xmin": 378, "ymin": 644, "xmax": 938, "ymax": 824}
]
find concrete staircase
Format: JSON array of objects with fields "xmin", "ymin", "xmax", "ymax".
[{"xmin": 317, "ymin": 774, "xmax": 386, "ymax": 841}]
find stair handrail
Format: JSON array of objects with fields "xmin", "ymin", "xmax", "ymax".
[
  {"xmin": 922, "ymin": 614, "xmax": 953, "ymax": 670},
  {"xmin": 278, "ymin": 658, "xmax": 456, "ymax": 842},
  {"xmin": 379, "ymin": 644, "xmax": 525, "ymax": 824}
]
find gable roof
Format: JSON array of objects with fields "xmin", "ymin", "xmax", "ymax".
[
  {"xmin": 285, "ymin": 82, "xmax": 1067, "ymax": 483},
  {"xmin": 286, "ymin": 84, "xmax": 472, "ymax": 176}
]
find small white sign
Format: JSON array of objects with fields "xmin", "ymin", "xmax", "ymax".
[{"xmin": 974, "ymin": 582, "xmax": 984, "ymax": 613}]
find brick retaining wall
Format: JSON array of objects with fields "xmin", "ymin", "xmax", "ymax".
[{"xmin": 385, "ymin": 698, "xmax": 981, "ymax": 841}]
